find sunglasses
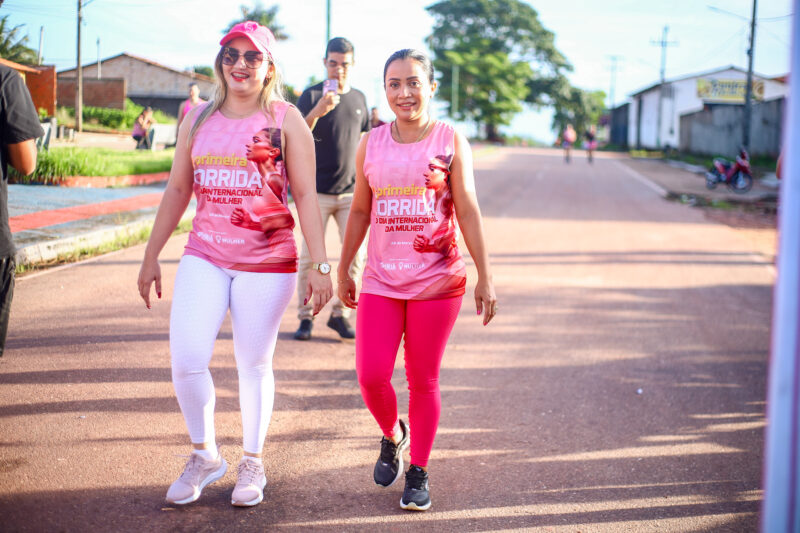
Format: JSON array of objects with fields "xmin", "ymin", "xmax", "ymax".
[{"xmin": 222, "ymin": 47, "xmax": 265, "ymax": 69}]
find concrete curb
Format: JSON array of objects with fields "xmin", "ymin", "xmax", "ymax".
[
  {"xmin": 664, "ymin": 159, "xmax": 706, "ymax": 174},
  {"xmin": 15, "ymin": 207, "xmax": 195, "ymax": 267}
]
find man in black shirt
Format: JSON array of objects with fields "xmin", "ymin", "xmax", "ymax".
[
  {"xmin": 294, "ymin": 37, "xmax": 370, "ymax": 340},
  {"xmin": 0, "ymin": 64, "xmax": 43, "ymax": 356}
]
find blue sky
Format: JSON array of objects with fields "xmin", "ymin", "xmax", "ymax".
[{"xmin": 2, "ymin": 0, "xmax": 792, "ymax": 141}]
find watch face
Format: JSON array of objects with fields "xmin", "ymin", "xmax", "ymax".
[{"xmin": 318, "ymin": 263, "xmax": 331, "ymax": 274}]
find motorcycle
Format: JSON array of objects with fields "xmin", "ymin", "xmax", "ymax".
[{"xmin": 705, "ymin": 148, "xmax": 754, "ymax": 193}]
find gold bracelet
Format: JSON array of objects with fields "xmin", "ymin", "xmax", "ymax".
[{"xmin": 337, "ymin": 278, "xmax": 354, "ymax": 284}]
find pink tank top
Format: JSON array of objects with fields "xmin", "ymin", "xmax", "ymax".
[
  {"xmin": 181, "ymin": 99, "xmax": 202, "ymax": 119},
  {"xmin": 183, "ymin": 101, "xmax": 297, "ymax": 273},
  {"xmin": 361, "ymin": 121, "xmax": 466, "ymax": 300}
]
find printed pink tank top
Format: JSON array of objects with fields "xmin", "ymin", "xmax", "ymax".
[
  {"xmin": 184, "ymin": 101, "xmax": 297, "ymax": 272},
  {"xmin": 361, "ymin": 121, "xmax": 466, "ymax": 300}
]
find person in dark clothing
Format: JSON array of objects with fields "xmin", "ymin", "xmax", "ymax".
[
  {"xmin": 0, "ymin": 64, "xmax": 43, "ymax": 356},
  {"xmin": 584, "ymin": 125, "xmax": 597, "ymax": 164},
  {"xmin": 293, "ymin": 37, "xmax": 370, "ymax": 341}
]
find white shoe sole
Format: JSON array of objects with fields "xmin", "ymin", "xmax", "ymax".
[
  {"xmin": 231, "ymin": 479, "xmax": 267, "ymax": 507},
  {"xmin": 166, "ymin": 459, "xmax": 228, "ymax": 505}
]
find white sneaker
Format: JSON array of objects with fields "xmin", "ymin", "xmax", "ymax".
[
  {"xmin": 231, "ymin": 457, "xmax": 267, "ymax": 507},
  {"xmin": 165, "ymin": 450, "xmax": 227, "ymax": 505}
]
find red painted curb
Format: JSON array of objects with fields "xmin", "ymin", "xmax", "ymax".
[{"xmin": 10, "ymin": 192, "xmax": 164, "ymax": 233}]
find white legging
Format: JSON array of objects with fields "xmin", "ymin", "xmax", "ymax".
[{"xmin": 169, "ymin": 255, "xmax": 295, "ymax": 455}]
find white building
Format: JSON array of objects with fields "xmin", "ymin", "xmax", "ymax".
[{"xmin": 627, "ymin": 66, "xmax": 788, "ymax": 150}]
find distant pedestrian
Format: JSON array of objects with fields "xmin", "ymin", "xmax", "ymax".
[
  {"xmin": 0, "ymin": 64, "xmax": 43, "ymax": 358},
  {"xmin": 137, "ymin": 21, "xmax": 332, "ymax": 508},
  {"xmin": 292, "ymin": 37, "xmax": 370, "ymax": 342},
  {"xmin": 370, "ymin": 106, "xmax": 385, "ymax": 128},
  {"xmin": 132, "ymin": 107, "xmax": 156, "ymax": 149},
  {"xmin": 176, "ymin": 83, "xmax": 206, "ymax": 131},
  {"xmin": 584, "ymin": 125, "xmax": 597, "ymax": 164},
  {"xmin": 337, "ymin": 48, "xmax": 497, "ymax": 512},
  {"xmin": 562, "ymin": 123, "xmax": 576, "ymax": 163}
]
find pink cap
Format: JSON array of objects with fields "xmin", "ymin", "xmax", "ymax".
[{"xmin": 220, "ymin": 21, "xmax": 275, "ymax": 60}]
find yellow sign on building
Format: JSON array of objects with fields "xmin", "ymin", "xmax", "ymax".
[{"xmin": 697, "ymin": 78, "xmax": 765, "ymax": 103}]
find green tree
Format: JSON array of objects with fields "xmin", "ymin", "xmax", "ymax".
[
  {"xmin": 427, "ymin": 0, "xmax": 570, "ymax": 140},
  {"xmin": 0, "ymin": 15, "xmax": 39, "ymax": 65},
  {"xmin": 551, "ymin": 87, "xmax": 606, "ymax": 140},
  {"xmin": 193, "ymin": 65, "xmax": 214, "ymax": 78},
  {"xmin": 444, "ymin": 48, "xmax": 532, "ymax": 139},
  {"xmin": 225, "ymin": 2, "xmax": 288, "ymax": 41}
]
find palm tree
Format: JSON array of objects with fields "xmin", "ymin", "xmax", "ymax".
[
  {"xmin": 224, "ymin": 2, "xmax": 288, "ymax": 41},
  {"xmin": 0, "ymin": 15, "xmax": 38, "ymax": 65}
]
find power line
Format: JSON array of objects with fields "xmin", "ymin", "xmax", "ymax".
[
  {"xmin": 680, "ymin": 24, "xmax": 748, "ymax": 73},
  {"xmin": 760, "ymin": 13, "xmax": 793, "ymax": 21}
]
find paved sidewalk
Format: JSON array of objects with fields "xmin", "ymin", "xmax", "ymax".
[
  {"xmin": 619, "ymin": 157, "xmax": 779, "ymax": 205},
  {"xmin": 10, "ymin": 182, "xmax": 194, "ymax": 266}
]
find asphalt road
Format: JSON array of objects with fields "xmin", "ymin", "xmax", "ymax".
[{"xmin": 0, "ymin": 147, "xmax": 773, "ymax": 532}]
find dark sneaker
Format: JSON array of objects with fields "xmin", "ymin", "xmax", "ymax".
[
  {"xmin": 327, "ymin": 315, "xmax": 355, "ymax": 339},
  {"xmin": 373, "ymin": 419, "xmax": 409, "ymax": 487},
  {"xmin": 400, "ymin": 465, "xmax": 431, "ymax": 511},
  {"xmin": 293, "ymin": 319, "xmax": 313, "ymax": 341}
]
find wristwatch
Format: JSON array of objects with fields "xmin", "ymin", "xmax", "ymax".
[{"xmin": 312, "ymin": 262, "xmax": 331, "ymax": 275}]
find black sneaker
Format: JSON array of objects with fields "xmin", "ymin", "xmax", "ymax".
[
  {"xmin": 327, "ymin": 315, "xmax": 355, "ymax": 339},
  {"xmin": 373, "ymin": 419, "xmax": 409, "ymax": 487},
  {"xmin": 400, "ymin": 465, "xmax": 430, "ymax": 511},
  {"xmin": 293, "ymin": 319, "xmax": 313, "ymax": 341}
]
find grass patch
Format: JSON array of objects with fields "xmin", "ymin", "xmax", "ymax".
[
  {"xmin": 710, "ymin": 199, "xmax": 735, "ymax": 210},
  {"xmin": 15, "ymin": 218, "xmax": 193, "ymax": 276},
  {"xmin": 10, "ymin": 147, "xmax": 174, "ymax": 184},
  {"xmin": 56, "ymin": 99, "xmax": 175, "ymax": 132},
  {"xmin": 629, "ymin": 149, "xmax": 664, "ymax": 159}
]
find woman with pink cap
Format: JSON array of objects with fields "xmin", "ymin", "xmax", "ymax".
[{"xmin": 137, "ymin": 21, "xmax": 332, "ymax": 507}]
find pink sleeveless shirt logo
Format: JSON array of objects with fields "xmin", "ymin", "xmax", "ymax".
[
  {"xmin": 184, "ymin": 101, "xmax": 297, "ymax": 272},
  {"xmin": 362, "ymin": 121, "xmax": 466, "ymax": 300}
]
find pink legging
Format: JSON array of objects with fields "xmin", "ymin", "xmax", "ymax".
[{"xmin": 356, "ymin": 293, "xmax": 462, "ymax": 467}]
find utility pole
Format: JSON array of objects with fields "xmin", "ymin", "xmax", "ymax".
[
  {"xmin": 97, "ymin": 37, "xmax": 101, "ymax": 79},
  {"xmin": 743, "ymin": 0, "xmax": 757, "ymax": 151},
  {"xmin": 451, "ymin": 64, "xmax": 459, "ymax": 117},
  {"xmin": 325, "ymin": 0, "xmax": 330, "ymax": 44},
  {"xmin": 607, "ymin": 55, "xmax": 621, "ymax": 109},
  {"xmin": 763, "ymin": 1, "xmax": 800, "ymax": 529},
  {"xmin": 76, "ymin": 0, "xmax": 83, "ymax": 132},
  {"xmin": 37, "ymin": 26, "xmax": 43, "ymax": 65},
  {"xmin": 651, "ymin": 26, "xmax": 677, "ymax": 149}
]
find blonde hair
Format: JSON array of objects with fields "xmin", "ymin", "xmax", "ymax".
[{"xmin": 188, "ymin": 47, "xmax": 287, "ymax": 146}]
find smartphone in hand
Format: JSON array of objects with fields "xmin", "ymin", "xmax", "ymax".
[{"xmin": 323, "ymin": 79, "xmax": 338, "ymax": 95}]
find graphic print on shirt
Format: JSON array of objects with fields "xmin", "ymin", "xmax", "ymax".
[
  {"xmin": 361, "ymin": 121, "xmax": 466, "ymax": 300},
  {"xmin": 372, "ymin": 154, "xmax": 457, "ymax": 261},
  {"xmin": 193, "ymin": 126, "xmax": 294, "ymax": 240},
  {"xmin": 412, "ymin": 154, "xmax": 457, "ymax": 259},
  {"xmin": 369, "ymin": 151, "xmax": 464, "ymax": 299}
]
